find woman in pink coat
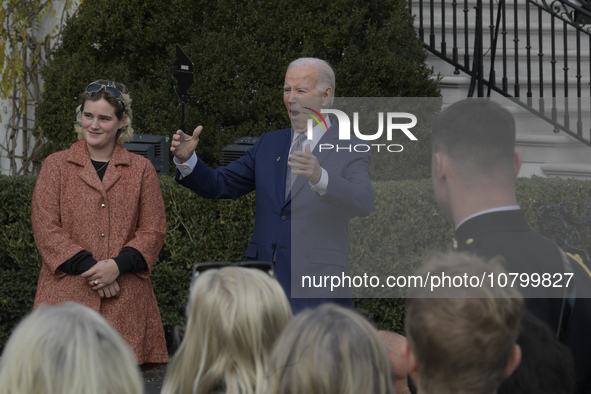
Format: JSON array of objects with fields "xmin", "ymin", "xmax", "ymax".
[{"xmin": 31, "ymin": 80, "xmax": 168, "ymax": 367}]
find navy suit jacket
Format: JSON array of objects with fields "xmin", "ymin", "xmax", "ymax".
[{"xmin": 176, "ymin": 122, "xmax": 374, "ymax": 313}]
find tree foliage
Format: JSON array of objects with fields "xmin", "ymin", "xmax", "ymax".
[
  {"xmin": 38, "ymin": 0, "xmax": 439, "ymax": 178},
  {"xmin": 0, "ymin": 0, "xmax": 77, "ymax": 175}
]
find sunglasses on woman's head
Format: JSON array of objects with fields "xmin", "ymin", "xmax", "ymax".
[{"xmin": 85, "ymin": 81, "xmax": 126, "ymax": 113}]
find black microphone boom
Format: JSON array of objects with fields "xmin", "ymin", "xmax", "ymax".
[{"xmin": 171, "ymin": 44, "xmax": 194, "ymax": 131}]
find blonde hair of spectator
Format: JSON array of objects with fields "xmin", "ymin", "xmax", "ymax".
[
  {"xmin": 162, "ymin": 266, "xmax": 293, "ymax": 394},
  {"xmin": 262, "ymin": 303, "xmax": 394, "ymax": 394},
  {"xmin": 0, "ymin": 302, "xmax": 143, "ymax": 394}
]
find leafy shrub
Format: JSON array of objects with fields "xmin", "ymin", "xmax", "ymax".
[
  {"xmin": 37, "ymin": 0, "xmax": 439, "ymax": 181},
  {"xmin": 0, "ymin": 176, "xmax": 39, "ymax": 348},
  {"xmin": 2, "ymin": 174, "xmax": 590, "ymax": 349}
]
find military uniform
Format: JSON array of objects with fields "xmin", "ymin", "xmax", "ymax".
[{"xmin": 455, "ymin": 208, "xmax": 591, "ymax": 394}]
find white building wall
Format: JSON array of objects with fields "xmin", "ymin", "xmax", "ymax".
[{"xmin": 0, "ymin": 0, "xmax": 80, "ymax": 175}]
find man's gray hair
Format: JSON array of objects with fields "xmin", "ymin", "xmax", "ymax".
[{"xmin": 288, "ymin": 57, "xmax": 335, "ymax": 107}]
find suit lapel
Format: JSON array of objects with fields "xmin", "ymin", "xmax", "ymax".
[
  {"xmin": 289, "ymin": 122, "xmax": 338, "ymax": 200},
  {"xmin": 313, "ymin": 122, "xmax": 339, "ymax": 167},
  {"xmin": 278, "ymin": 129, "xmax": 292, "ymax": 205}
]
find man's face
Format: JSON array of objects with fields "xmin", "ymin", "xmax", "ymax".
[{"xmin": 283, "ymin": 65, "xmax": 331, "ymax": 133}]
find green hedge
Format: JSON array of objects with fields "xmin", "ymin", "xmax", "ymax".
[
  {"xmin": 1, "ymin": 175, "xmax": 590, "ymax": 351},
  {"xmin": 37, "ymin": 0, "xmax": 439, "ymax": 181}
]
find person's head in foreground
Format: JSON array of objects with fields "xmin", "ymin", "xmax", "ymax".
[
  {"xmin": 263, "ymin": 303, "xmax": 394, "ymax": 394},
  {"xmin": 162, "ymin": 265, "xmax": 293, "ymax": 394},
  {"xmin": 0, "ymin": 302, "xmax": 143, "ymax": 394},
  {"xmin": 431, "ymin": 98, "xmax": 521, "ymax": 225},
  {"xmin": 404, "ymin": 251, "xmax": 523, "ymax": 394}
]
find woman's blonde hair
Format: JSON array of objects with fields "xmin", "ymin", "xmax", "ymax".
[
  {"xmin": 162, "ymin": 266, "xmax": 293, "ymax": 394},
  {"xmin": 0, "ymin": 302, "xmax": 143, "ymax": 394},
  {"xmin": 262, "ymin": 303, "xmax": 394, "ymax": 394},
  {"xmin": 74, "ymin": 79, "xmax": 134, "ymax": 143}
]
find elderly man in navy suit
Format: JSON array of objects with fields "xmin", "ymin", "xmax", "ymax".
[{"xmin": 170, "ymin": 57, "xmax": 374, "ymax": 313}]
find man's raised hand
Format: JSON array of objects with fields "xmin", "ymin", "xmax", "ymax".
[{"xmin": 170, "ymin": 126, "xmax": 203, "ymax": 163}]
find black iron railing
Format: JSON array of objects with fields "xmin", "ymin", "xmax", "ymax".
[{"xmin": 410, "ymin": 0, "xmax": 591, "ymax": 147}]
